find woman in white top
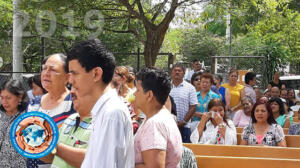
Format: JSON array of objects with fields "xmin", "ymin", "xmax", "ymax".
[{"xmin": 190, "ymin": 98, "xmax": 237, "ymax": 145}]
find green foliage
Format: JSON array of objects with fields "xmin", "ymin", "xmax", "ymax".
[{"xmin": 180, "ymin": 28, "xmax": 224, "ymax": 65}]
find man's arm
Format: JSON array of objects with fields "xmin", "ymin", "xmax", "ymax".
[
  {"xmin": 178, "ymin": 105, "xmax": 196, "ymax": 127},
  {"xmin": 55, "ymin": 143, "xmax": 86, "ymax": 168},
  {"xmin": 184, "ymin": 105, "xmax": 196, "ymax": 122}
]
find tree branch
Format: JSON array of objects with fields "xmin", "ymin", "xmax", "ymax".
[
  {"xmin": 151, "ymin": 0, "xmax": 168, "ymax": 22},
  {"xmin": 103, "ymin": 27, "xmax": 145, "ymax": 45},
  {"xmin": 118, "ymin": 0, "xmax": 154, "ymax": 28},
  {"xmin": 135, "ymin": 0, "xmax": 145, "ymax": 16}
]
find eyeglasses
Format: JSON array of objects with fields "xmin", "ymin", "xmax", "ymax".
[
  {"xmin": 194, "ymin": 78, "xmax": 201, "ymax": 82},
  {"xmin": 114, "ymin": 73, "xmax": 123, "ymax": 77}
]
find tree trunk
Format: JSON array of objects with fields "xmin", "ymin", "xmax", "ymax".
[
  {"xmin": 144, "ymin": 28, "xmax": 161, "ymax": 67},
  {"xmin": 143, "ymin": 5, "xmax": 176, "ymax": 67}
]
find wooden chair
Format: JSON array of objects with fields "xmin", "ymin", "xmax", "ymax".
[
  {"xmin": 236, "ymin": 127, "xmax": 244, "ymax": 133},
  {"xmin": 286, "ymin": 135, "xmax": 300, "ymax": 147},
  {"xmin": 195, "ymin": 155, "xmax": 300, "ymax": 168},
  {"xmin": 184, "ymin": 143, "xmax": 300, "ymax": 159}
]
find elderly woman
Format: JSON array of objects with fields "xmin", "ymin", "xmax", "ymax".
[
  {"xmin": 0, "ymin": 79, "xmax": 28, "ymax": 167},
  {"xmin": 222, "ymin": 68, "xmax": 244, "ymax": 119},
  {"xmin": 269, "ymin": 97, "xmax": 293, "ymax": 128},
  {"xmin": 241, "ymin": 101, "xmax": 286, "ymax": 147},
  {"xmin": 190, "ymin": 99, "xmax": 237, "ymax": 145},
  {"xmin": 233, "ymin": 96, "xmax": 253, "ymax": 127},
  {"xmin": 26, "ymin": 53, "xmax": 76, "ymax": 167}
]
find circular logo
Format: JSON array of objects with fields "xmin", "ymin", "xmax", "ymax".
[{"xmin": 10, "ymin": 111, "xmax": 59, "ymax": 159}]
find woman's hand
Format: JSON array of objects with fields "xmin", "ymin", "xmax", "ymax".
[
  {"xmin": 214, "ymin": 112, "xmax": 223, "ymax": 125},
  {"xmin": 202, "ymin": 112, "xmax": 211, "ymax": 122}
]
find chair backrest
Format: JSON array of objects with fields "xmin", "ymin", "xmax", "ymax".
[
  {"xmin": 184, "ymin": 143, "xmax": 300, "ymax": 159},
  {"xmin": 286, "ymin": 135, "xmax": 300, "ymax": 148}
]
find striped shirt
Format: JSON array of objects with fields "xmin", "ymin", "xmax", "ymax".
[
  {"xmin": 26, "ymin": 93, "xmax": 76, "ymax": 168},
  {"xmin": 170, "ymin": 81, "xmax": 198, "ymax": 125},
  {"xmin": 27, "ymin": 94, "xmax": 76, "ymax": 127}
]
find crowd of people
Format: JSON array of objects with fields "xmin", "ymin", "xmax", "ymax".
[{"xmin": 0, "ymin": 38, "xmax": 300, "ymax": 168}]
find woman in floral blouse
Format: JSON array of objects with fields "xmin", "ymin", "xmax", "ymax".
[
  {"xmin": 240, "ymin": 101, "xmax": 286, "ymax": 147},
  {"xmin": 0, "ymin": 79, "xmax": 28, "ymax": 167}
]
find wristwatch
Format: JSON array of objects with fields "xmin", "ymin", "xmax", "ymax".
[{"xmin": 218, "ymin": 123, "xmax": 225, "ymax": 128}]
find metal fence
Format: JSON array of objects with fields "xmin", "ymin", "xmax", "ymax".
[
  {"xmin": 0, "ymin": 72, "xmax": 39, "ymax": 91},
  {"xmin": 210, "ymin": 56, "xmax": 266, "ymax": 89}
]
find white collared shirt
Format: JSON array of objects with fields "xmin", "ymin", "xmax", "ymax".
[
  {"xmin": 190, "ymin": 120, "xmax": 237, "ymax": 145},
  {"xmin": 184, "ymin": 70, "xmax": 195, "ymax": 82},
  {"xmin": 81, "ymin": 89, "xmax": 134, "ymax": 168}
]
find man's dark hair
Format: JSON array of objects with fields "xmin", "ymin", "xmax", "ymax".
[
  {"xmin": 245, "ymin": 72, "xmax": 256, "ymax": 84},
  {"xmin": 136, "ymin": 68, "xmax": 171, "ymax": 105},
  {"xmin": 192, "ymin": 59, "xmax": 200, "ymax": 63},
  {"xmin": 171, "ymin": 63, "xmax": 185, "ymax": 73},
  {"xmin": 67, "ymin": 39, "xmax": 115, "ymax": 84}
]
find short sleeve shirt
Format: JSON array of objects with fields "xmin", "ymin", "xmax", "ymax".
[
  {"xmin": 134, "ymin": 109, "xmax": 182, "ymax": 167},
  {"xmin": 193, "ymin": 90, "xmax": 220, "ymax": 121},
  {"xmin": 222, "ymin": 83, "xmax": 244, "ymax": 108},
  {"xmin": 242, "ymin": 123, "xmax": 285, "ymax": 146},
  {"xmin": 51, "ymin": 113, "xmax": 92, "ymax": 168},
  {"xmin": 233, "ymin": 110, "xmax": 251, "ymax": 127},
  {"xmin": 170, "ymin": 81, "xmax": 198, "ymax": 122}
]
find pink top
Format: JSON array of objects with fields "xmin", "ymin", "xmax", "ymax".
[
  {"xmin": 233, "ymin": 110, "xmax": 251, "ymax": 127},
  {"xmin": 256, "ymin": 135, "xmax": 264, "ymax": 144},
  {"xmin": 134, "ymin": 108, "xmax": 182, "ymax": 167}
]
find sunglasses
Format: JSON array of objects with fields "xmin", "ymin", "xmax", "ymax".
[{"xmin": 194, "ymin": 78, "xmax": 201, "ymax": 82}]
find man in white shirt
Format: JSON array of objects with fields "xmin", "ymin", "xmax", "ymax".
[
  {"xmin": 184, "ymin": 59, "xmax": 202, "ymax": 82},
  {"xmin": 67, "ymin": 39, "xmax": 134, "ymax": 168}
]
